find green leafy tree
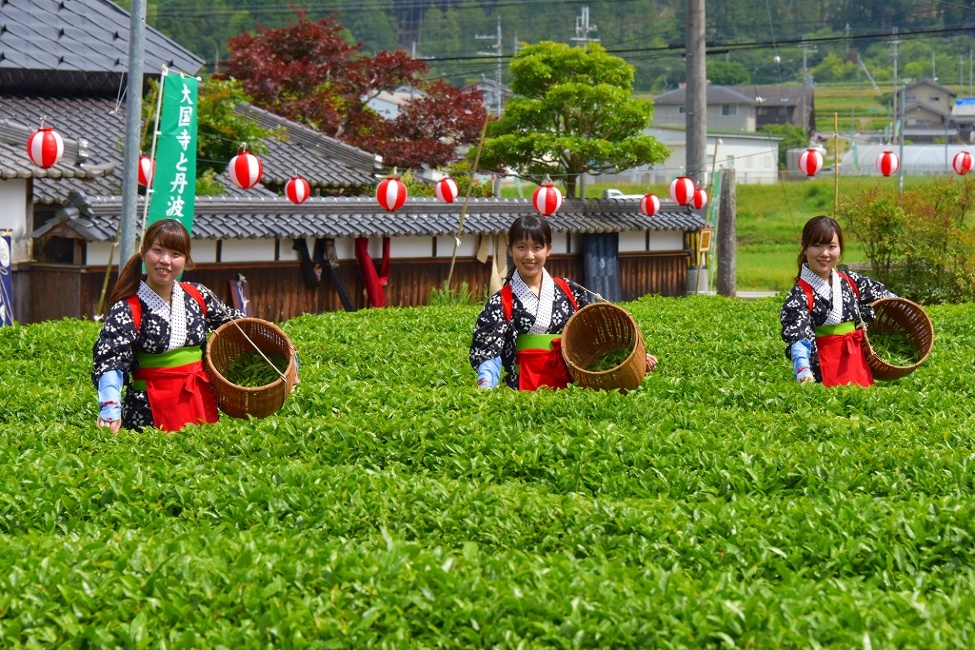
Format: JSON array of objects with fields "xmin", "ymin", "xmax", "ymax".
[
  {"xmin": 839, "ymin": 177, "xmax": 975, "ymax": 304},
  {"xmin": 708, "ymin": 60, "xmax": 752, "ymax": 85},
  {"xmin": 476, "ymin": 41, "xmax": 668, "ymax": 198},
  {"xmin": 222, "ymin": 10, "xmax": 487, "ymax": 170}
]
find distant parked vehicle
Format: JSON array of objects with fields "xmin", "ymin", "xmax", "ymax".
[{"xmin": 602, "ymin": 188, "xmax": 644, "ymax": 199}]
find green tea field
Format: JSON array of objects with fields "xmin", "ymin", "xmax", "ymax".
[{"xmin": 2, "ymin": 295, "xmax": 974, "ymax": 647}]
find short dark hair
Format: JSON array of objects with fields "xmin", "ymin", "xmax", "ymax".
[{"xmin": 507, "ymin": 215, "xmax": 552, "ymax": 248}]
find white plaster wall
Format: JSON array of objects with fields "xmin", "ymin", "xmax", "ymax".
[
  {"xmin": 618, "ymin": 231, "xmax": 646, "ymax": 253},
  {"xmin": 0, "ymin": 180, "xmax": 30, "ymax": 262},
  {"xmin": 397, "ymin": 236, "xmax": 434, "ymax": 258},
  {"xmin": 433, "ymin": 235, "xmax": 475, "ymax": 258},
  {"xmin": 648, "ymin": 231, "xmax": 684, "ymax": 252},
  {"xmin": 191, "ymin": 239, "xmax": 219, "ymax": 264},
  {"xmin": 219, "ymin": 239, "xmax": 277, "ymax": 263},
  {"xmin": 86, "ymin": 242, "xmax": 116, "ymax": 266}
]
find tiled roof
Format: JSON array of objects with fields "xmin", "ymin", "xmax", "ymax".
[
  {"xmin": 654, "ymin": 86, "xmax": 757, "ymax": 106},
  {"xmin": 0, "ymin": 95, "xmax": 380, "ymax": 204},
  {"xmin": 0, "ymin": 117, "xmax": 114, "ymax": 179},
  {"xmin": 37, "ymin": 192, "xmax": 705, "ymax": 241},
  {"xmin": 0, "ymin": 0, "xmax": 204, "ymax": 93}
]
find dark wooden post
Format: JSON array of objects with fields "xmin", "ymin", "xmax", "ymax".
[{"xmin": 716, "ymin": 168, "xmax": 736, "ymax": 297}]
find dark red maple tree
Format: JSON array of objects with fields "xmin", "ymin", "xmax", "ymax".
[{"xmin": 222, "ymin": 11, "xmax": 488, "ymax": 170}]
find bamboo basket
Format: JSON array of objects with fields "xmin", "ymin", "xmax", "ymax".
[
  {"xmin": 561, "ymin": 302, "xmax": 647, "ymax": 392},
  {"xmin": 862, "ymin": 297, "xmax": 934, "ymax": 381},
  {"xmin": 205, "ymin": 318, "xmax": 296, "ymax": 419}
]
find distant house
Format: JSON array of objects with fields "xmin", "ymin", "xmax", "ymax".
[
  {"xmin": 727, "ymin": 85, "xmax": 816, "ymax": 135},
  {"xmin": 902, "ymin": 78, "xmax": 960, "ymax": 143},
  {"xmin": 654, "ymin": 85, "xmax": 817, "ymax": 136},
  {"xmin": 653, "ymin": 86, "xmax": 757, "ymax": 132},
  {"xmin": 1, "ymin": 0, "xmax": 707, "ymax": 324},
  {"xmin": 365, "ymin": 86, "xmax": 424, "ymax": 120}
]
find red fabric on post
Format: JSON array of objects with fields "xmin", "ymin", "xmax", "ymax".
[{"xmin": 355, "ymin": 237, "xmax": 386, "ymax": 308}]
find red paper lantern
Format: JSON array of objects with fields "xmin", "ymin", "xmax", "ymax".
[
  {"xmin": 435, "ymin": 177, "xmax": 459, "ymax": 203},
  {"xmin": 953, "ymin": 151, "xmax": 974, "ymax": 176},
  {"xmin": 691, "ymin": 188, "xmax": 708, "ymax": 210},
  {"xmin": 798, "ymin": 148, "xmax": 824, "ymax": 177},
  {"xmin": 138, "ymin": 155, "xmax": 154, "ymax": 187},
  {"xmin": 876, "ymin": 150, "xmax": 899, "ymax": 177},
  {"xmin": 228, "ymin": 151, "xmax": 263, "ymax": 189},
  {"xmin": 669, "ymin": 176, "xmax": 695, "ymax": 206},
  {"xmin": 26, "ymin": 126, "xmax": 64, "ymax": 169},
  {"xmin": 640, "ymin": 193, "xmax": 660, "ymax": 217},
  {"xmin": 285, "ymin": 176, "xmax": 311, "ymax": 204},
  {"xmin": 532, "ymin": 184, "xmax": 563, "ymax": 217},
  {"xmin": 376, "ymin": 177, "xmax": 407, "ymax": 212}
]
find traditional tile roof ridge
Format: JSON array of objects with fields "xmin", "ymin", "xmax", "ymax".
[
  {"xmin": 38, "ymin": 191, "xmax": 705, "ymax": 242},
  {"xmin": 0, "ymin": 0, "xmax": 205, "ymax": 93},
  {"xmin": 236, "ymin": 104, "xmax": 382, "ymax": 174},
  {"xmin": 0, "ymin": 93, "xmax": 379, "ymax": 203}
]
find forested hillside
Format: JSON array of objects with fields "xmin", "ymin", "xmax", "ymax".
[{"xmin": 118, "ymin": 0, "xmax": 975, "ymax": 93}]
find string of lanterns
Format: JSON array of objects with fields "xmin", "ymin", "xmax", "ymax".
[{"xmin": 26, "ymin": 123, "xmax": 975, "ymax": 220}]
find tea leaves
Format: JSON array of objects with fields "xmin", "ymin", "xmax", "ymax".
[{"xmin": 2, "ymin": 297, "xmax": 975, "ymax": 647}]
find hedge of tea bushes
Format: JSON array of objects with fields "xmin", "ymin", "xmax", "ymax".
[{"xmin": 1, "ymin": 295, "xmax": 975, "ymax": 647}]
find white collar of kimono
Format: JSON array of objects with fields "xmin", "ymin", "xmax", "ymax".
[
  {"xmin": 138, "ymin": 280, "xmax": 188, "ymax": 350},
  {"xmin": 800, "ymin": 264, "xmax": 844, "ymax": 325},
  {"xmin": 510, "ymin": 268, "xmax": 555, "ymax": 333}
]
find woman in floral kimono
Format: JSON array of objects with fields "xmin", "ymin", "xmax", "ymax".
[
  {"xmin": 92, "ymin": 219, "xmax": 245, "ymax": 432},
  {"xmin": 780, "ymin": 215, "xmax": 895, "ymax": 387},
  {"xmin": 470, "ymin": 215, "xmax": 658, "ymax": 390}
]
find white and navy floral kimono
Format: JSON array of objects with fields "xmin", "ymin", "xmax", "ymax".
[
  {"xmin": 780, "ymin": 266, "xmax": 893, "ymax": 385},
  {"xmin": 469, "ymin": 270, "xmax": 590, "ymax": 390},
  {"xmin": 92, "ymin": 280, "xmax": 243, "ymax": 431}
]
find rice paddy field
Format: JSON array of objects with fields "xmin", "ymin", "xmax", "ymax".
[{"xmin": 2, "ymin": 295, "xmax": 974, "ymax": 647}]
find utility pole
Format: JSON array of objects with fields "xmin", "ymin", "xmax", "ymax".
[
  {"xmin": 571, "ymin": 7, "xmax": 598, "ymax": 48},
  {"xmin": 685, "ymin": 0, "xmax": 706, "ymax": 187},
  {"xmin": 119, "ymin": 0, "xmax": 148, "ymax": 264},
  {"xmin": 891, "ymin": 26, "xmax": 899, "ymax": 144},
  {"xmin": 475, "ymin": 17, "xmax": 503, "ymax": 117}
]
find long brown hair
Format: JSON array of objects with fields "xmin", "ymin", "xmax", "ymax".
[
  {"xmin": 107, "ymin": 219, "xmax": 195, "ymax": 307},
  {"xmin": 795, "ymin": 215, "xmax": 844, "ymax": 280}
]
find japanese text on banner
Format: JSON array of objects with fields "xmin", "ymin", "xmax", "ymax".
[{"xmin": 147, "ymin": 73, "xmax": 198, "ymax": 234}]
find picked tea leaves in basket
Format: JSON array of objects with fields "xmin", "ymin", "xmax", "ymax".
[
  {"xmin": 561, "ymin": 302, "xmax": 647, "ymax": 392},
  {"xmin": 222, "ymin": 352, "xmax": 290, "ymax": 387},
  {"xmin": 206, "ymin": 318, "xmax": 297, "ymax": 419},
  {"xmin": 862, "ymin": 297, "xmax": 934, "ymax": 381}
]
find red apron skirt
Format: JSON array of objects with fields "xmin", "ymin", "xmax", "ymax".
[
  {"xmin": 515, "ymin": 333, "xmax": 573, "ymax": 391},
  {"xmin": 816, "ymin": 328, "xmax": 874, "ymax": 387},
  {"xmin": 134, "ymin": 348, "xmax": 219, "ymax": 431}
]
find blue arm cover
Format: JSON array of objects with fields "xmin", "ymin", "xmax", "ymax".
[
  {"xmin": 790, "ymin": 339, "xmax": 814, "ymax": 381},
  {"xmin": 476, "ymin": 357, "xmax": 502, "ymax": 389},
  {"xmin": 97, "ymin": 370, "xmax": 123, "ymax": 421}
]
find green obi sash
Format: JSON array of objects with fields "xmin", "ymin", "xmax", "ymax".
[
  {"xmin": 515, "ymin": 333, "xmax": 560, "ymax": 352},
  {"xmin": 815, "ymin": 322, "xmax": 856, "ymax": 337},
  {"xmin": 514, "ymin": 333, "xmax": 561, "ymax": 373},
  {"xmin": 132, "ymin": 347, "xmax": 203, "ymax": 391}
]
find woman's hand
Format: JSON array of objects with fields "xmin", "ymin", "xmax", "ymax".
[
  {"xmin": 646, "ymin": 354, "xmax": 659, "ymax": 373},
  {"xmin": 97, "ymin": 416, "xmax": 122, "ymax": 434}
]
